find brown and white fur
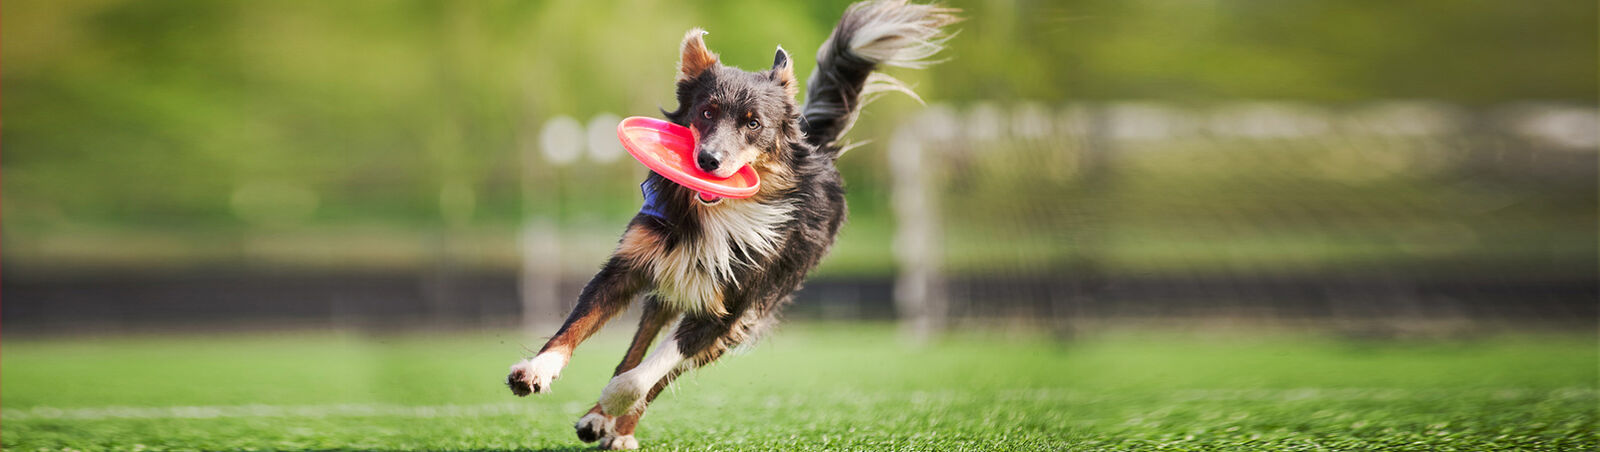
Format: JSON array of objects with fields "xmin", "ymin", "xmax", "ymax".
[{"xmin": 506, "ymin": 1, "xmax": 958, "ymax": 449}]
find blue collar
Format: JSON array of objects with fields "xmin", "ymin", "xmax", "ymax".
[{"xmin": 639, "ymin": 177, "xmax": 668, "ymax": 220}]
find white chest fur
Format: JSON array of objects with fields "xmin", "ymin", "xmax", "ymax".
[{"xmin": 648, "ymin": 198, "xmax": 793, "ymax": 315}]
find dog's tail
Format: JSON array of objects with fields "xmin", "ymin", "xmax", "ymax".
[{"xmin": 802, "ymin": 0, "xmax": 960, "ymax": 156}]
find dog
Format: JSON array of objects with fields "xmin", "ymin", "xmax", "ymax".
[{"xmin": 506, "ymin": 1, "xmax": 958, "ymax": 449}]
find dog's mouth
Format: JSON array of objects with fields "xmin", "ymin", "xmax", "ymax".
[{"xmin": 696, "ymin": 193, "xmax": 723, "ymax": 206}]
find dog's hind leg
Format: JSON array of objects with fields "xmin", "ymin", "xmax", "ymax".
[
  {"xmin": 594, "ymin": 333, "xmax": 734, "ymax": 450},
  {"xmin": 600, "ymin": 310, "xmax": 762, "ymax": 416},
  {"xmin": 594, "ymin": 310, "xmax": 766, "ymax": 449},
  {"xmin": 575, "ymin": 297, "xmax": 677, "ymax": 443}
]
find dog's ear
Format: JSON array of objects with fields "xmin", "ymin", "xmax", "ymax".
[
  {"xmin": 678, "ymin": 28, "xmax": 719, "ymax": 82},
  {"xmin": 770, "ymin": 46, "xmax": 798, "ymax": 99}
]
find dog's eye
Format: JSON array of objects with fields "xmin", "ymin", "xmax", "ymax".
[
  {"xmin": 702, "ymin": 109, "xmax": 713, "ymax": 120},
  {"xmin": 746, "ymin": 119, "xmax": 761, "ymax": 130}
]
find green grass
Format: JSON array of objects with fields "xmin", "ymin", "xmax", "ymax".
[{"xmin": 3, "ymin": 324, "xmax": 1595, "ymax": 451}]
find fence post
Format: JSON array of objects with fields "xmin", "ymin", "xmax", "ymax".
[
  {"xmin": 519, "ymin": 220, "xmax": 561, "ymax": 331},
  {"xmin": 1055, "ymin": 103, "xmax": 1115, "ymax": 337},
  {"xmin": 890, "ymin": 114, "xmax": 945, "ymax": 343},
  {"xmin": 518, "ymin": 117, "xmax": 570, "ymax": 332}
]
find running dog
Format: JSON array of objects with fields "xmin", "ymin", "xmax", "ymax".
[{"xmin": 506, "ymin": 1, "xmax": 958, "ymax": 449}]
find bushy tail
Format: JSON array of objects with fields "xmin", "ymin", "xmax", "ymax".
[{"xmin": 802, "ymin": 0, "xmax": 960, "ymax": 155}]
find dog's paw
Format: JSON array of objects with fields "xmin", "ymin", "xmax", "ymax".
[
  {"xmin": 598, "ymin": 373, "xmax": 648, "ymax": 416},
  {"xmin": 506, "ymin": 352, "xmax": 565, "ymax": 396},
  {"xmin": 598, "ymin": 434, "xmax": 639, "ymax": 450},
  {"xmin": 574, "ymin": 411, "xmax": 613, "ymax": 443}
]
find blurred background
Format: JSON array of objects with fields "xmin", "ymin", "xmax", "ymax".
[{"xmin": 4, "ymin": 0, "xmax": 1596, "ymax": 337}]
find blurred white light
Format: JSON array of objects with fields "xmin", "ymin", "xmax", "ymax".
[
  {"xmin": 967, "ymin": 103, "xmax": 1003, "ymax": 142},
  {"xmin": 1349, "ymin": 101, "xmax": 1461, "ymax": 136},
  {"xmin": 587, "ymin": 113, "xmax": 625, "ymax": 163},
  {"xmin": 1208, "ymin": 102, "xmax": 1331, "ymax": 138},
  {"xmin": 540, "ymin": 116, "xmax": 584, "ymax": 165},
  {"xmin": 1011, "ymin": 102, "xmax": 1053, "ymax": 139},
  {"xmin": 918, "ymin": 103, "xmax": 961, "ymax": 143},
  {"xmin": 1110, "ymin": 102, "xmax": 1193, "ymax": 142},
  {"xmin": 1511, "ymin": 106, "xmax": 1599, "ymax": 151}
]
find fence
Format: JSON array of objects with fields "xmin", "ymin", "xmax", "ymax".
[
  {"xmin": 886, "ymin": 101, "xmax": 1597, "ymax": 338},
  {"xmin": 8, "ymin": 102, "xmax": 1591, "ymax": 335}
]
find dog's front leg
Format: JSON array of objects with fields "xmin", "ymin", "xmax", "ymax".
[{"xmin": 508, "ymin": 256, "xmax": 643, "ymax": 396}]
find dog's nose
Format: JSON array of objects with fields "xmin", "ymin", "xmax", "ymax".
[{"xmin": 696, "ymin": 151, "xmax": 720, "ymax": 173}]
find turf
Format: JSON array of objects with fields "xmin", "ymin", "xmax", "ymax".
[{"xmin": 3, "ymin": 324, "xmax": 1595, "ymax": 451}]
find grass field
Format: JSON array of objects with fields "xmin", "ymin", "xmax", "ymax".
[{"xmin": 3, "ymin": 324, "xmax": 1595, "ymax": 451}]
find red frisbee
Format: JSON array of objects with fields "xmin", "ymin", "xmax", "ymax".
[{"xmin": 617, "ymin": 116, "xmax": 760, "ymax": 200}]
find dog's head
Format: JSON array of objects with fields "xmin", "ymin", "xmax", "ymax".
[{"xmin": 666, "ymin": 29, "xmax": 801, "ymax": 181}]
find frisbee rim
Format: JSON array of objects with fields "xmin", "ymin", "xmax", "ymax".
[{"xmin": 617, "ymin": 116, "xmax": 760, "ymax": 199}]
